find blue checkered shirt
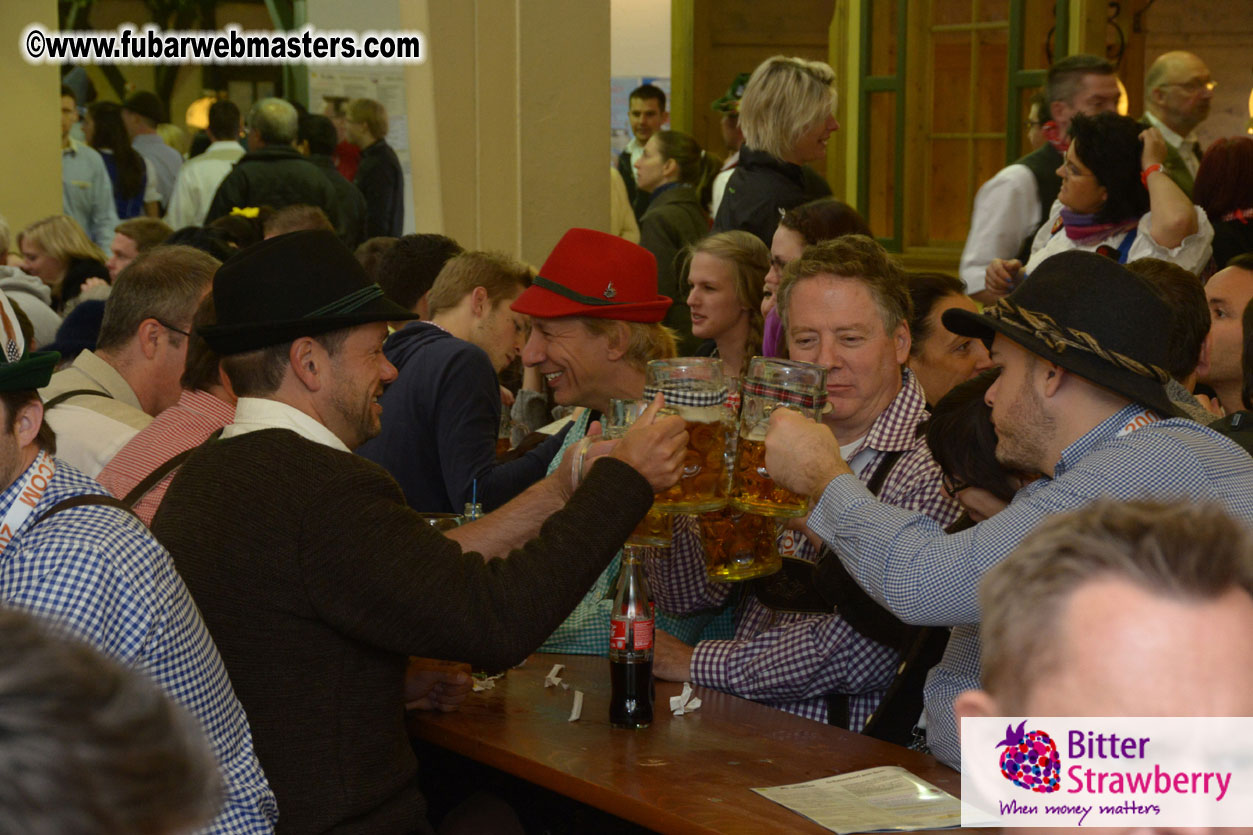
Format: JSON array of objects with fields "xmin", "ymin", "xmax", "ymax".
[
  {"xmin": 650, "ymin": 370, "xmax": 960, "ymax": 729},
  {"xmin": 809, "ymin": 404, "xmax": 1253, "ymax": 770},
  {"xmin": 539, "ymin": 410, "xmax": 735, "ymax": 655},
  {"xmin": 0, "ymin": 456, "xmax": 277, "ymax": 833}
]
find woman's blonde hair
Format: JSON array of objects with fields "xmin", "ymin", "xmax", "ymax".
[
  {"xmin": 739, "ymin": 55, "xmax": 837, "ymax": 161},
  {"xmin": 685, "ymin": 231, "xmax": 768, "ymax": 358},
  {"xmin": 17, "ymin": 215, "xmax": 106, "ymax": 265}
]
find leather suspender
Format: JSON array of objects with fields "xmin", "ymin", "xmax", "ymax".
[
  {"xmin": 43, "ymin": 389, "xmax": 113, "ymax": 409},
  {"xmin": 118, "ymin": 429, "xmax": 223, "ymax": 508},
  {"xmin": 35, "ymin": 494, "xmax": 139, "ymax": 525}
]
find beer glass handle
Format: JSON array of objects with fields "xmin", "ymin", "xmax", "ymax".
[{"xmin": 569, "ymin": 436, "xmax": 595, "ymax": 493}]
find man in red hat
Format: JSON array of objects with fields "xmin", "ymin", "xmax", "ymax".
[
  {"xmin": 512, "ymin": 227, "xmax": 733, "ymax": 654},
  {"xmin": 152, "ymin": 229, "xmax": 689, "ymax": 832}
]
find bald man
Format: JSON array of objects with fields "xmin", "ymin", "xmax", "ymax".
[{"xmin": 1142, "ymin": 50, "xmax": 1214, "ymax": 195}]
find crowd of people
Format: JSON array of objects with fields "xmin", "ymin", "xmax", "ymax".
[{"xmin": 0, "ymin": 45, "xmax": 1249, "ymax": 835}]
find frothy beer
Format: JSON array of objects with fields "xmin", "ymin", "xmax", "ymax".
[
  {"xmin": 731, "ymin": 357, "xmax": 827, "ymax": 517},
  {"xmin": 628, "ymin": 504, "xmax": 672, "ymax": 547},
  {"xmin": 653, "ymin": 405, "xmax": 733, "ymax": 513},
  {"xmin": 730, "ymin": 426, "xmax": 808, "ymax": 517},
  {"xmin": 698, "ymin": 506, "xmax": 782, "ymax": 582}
]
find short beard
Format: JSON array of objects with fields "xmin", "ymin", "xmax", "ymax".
[{"xmin": 994, "ymin": 372, "xmax": 1055, "ymax": 474}]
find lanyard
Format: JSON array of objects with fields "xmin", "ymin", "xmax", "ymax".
[
  {"xmin": 0, "ymin": 450, "xmax": 54, "ymax": 551},
  {"xmin": 1115, "ymin": 408, "xmax": 1160, "ymax": 438}
]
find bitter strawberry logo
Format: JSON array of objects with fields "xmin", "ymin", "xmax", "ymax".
[{"xmin": 996, "ymin": 720, "xmax": 1061, "ymax": 793}]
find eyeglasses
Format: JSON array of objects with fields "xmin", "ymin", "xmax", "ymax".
[
  {"xmin": 1160, "ymin": 79, "xmax": 1217, "ymax": 94},
  {"xmin": 156, "ymin": 319, "xmax": 190, "ymax": 338},
  {"xmin": 941, "ymin": 471, "xmax": 970, "ymax": 496}
]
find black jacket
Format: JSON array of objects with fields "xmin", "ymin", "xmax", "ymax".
[
  {"xmin": 356, "ymin": 139, "xmax": 404, "ymax": 238},
  {"xmin": 617, "ymin": 147, "xmax": 653, "ymax": 221},
  {"xmin": 204, "ymin": 145, "xmax": 342, "ymax": 228},
  {"xmin": 712, "ymin": 146, "xmax": 831, "ymax": 245},
  {"xmin": 355, "ymin": 322, "xmax": 568, "ymax": 514},
  {"xmin": 638, "ymin": 184, "xmax": 709, "ymax": 352},
  {"xmin": 308, "ymin": 153, "xmax": 368, "ymax": 251}
]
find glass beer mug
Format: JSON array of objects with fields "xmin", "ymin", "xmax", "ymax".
[
  {"xmin": 730, "ymin": 357, "xmax": 827, "ymax": 517},
  {"xmin": 605, "ymin": 398, "xmax": 673, "ymax": 547},
  {"xmin": 698, "ymin": 506, "xmax": 783, "ymax": 582},
  {"xmin": 644, "ymin": 358, "xmax": 735, "ymax": 514}
]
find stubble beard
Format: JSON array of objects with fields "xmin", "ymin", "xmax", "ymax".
[{"xmin": 994, "ymin": 383, "xmax": 1055, "ymax": 475}]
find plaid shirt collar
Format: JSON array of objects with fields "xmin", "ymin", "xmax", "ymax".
[
  {"xmin": 1054, "ymin": 402, "xmax": 1156, "ymax": 478},
  {"xmin": 852, "ymin": 367, "xmax": 928, "ymax": 456}
]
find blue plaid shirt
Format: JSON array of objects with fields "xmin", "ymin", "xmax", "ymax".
[
  {"xmin": 809, "ymin": 405, "xmax": 1253, "ymax": 770},
  {"xmin": 0, "ymin": 455, "xmax": 276, "ymax": 833}
]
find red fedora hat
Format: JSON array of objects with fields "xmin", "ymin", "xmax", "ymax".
[{"xmin": 511, "ymin": 228, "xmax": 672, "ymax": 323}]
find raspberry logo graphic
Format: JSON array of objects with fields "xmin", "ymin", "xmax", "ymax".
[{"xmin": 996, "ymin": 720, "xmax": 1061, "ymax": 793}]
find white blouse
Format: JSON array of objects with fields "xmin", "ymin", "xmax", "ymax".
[{"xmin": 1024, "ymin": 201, "xmax": 1214, "ymax": 276}]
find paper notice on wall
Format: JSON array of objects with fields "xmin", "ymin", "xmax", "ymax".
[
  {"xmin": 307, "ymin": 66, "xmax": 413, "ymax": 232},
  {"xmin": 752, "ymin": 766, "xmax": 960, "ymax": 834}
]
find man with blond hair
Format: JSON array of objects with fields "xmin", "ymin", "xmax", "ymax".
[
  {"xmin": 347, "ymin": 98, "xmax": 404, "ymax": 237},
  {"xmin": 106, "ymin": 216, "xmax": 173, "ymax": 280},
  {"xmin": 513, "ymin": 227, "xmax": 732, "ymax": 654},
  {"xmin": 357, "ymin": 250, "xmax": 567, "ymax": 513}
]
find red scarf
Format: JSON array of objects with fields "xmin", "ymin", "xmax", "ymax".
[{"xmin": 1041, "ymin": 121, "xmax": 1070, "ymax": 155}]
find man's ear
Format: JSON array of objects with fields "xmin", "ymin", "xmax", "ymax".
[
  {"xmin": 1195, "ymin": 330, "xmax": 1213, "ymax": 380},
  {"xmin": 1041, "ymin": 360, "xmax": 1065, "ymax": 397},
  {"xmin": 289, "ymin": 336, "xmax": 326, "ymax": 392},
  {"xmin": 13, "ymin": 400, "xmax": 43, "ymax": 448},
  {"xmin": 893, "ymin": 320, "xmax": 911, "ymax": 365},
  {"xmin": 470, "ymin": 286, "xmax": 489, "ymax": 317},
  {"xmin": 604, "ymin": 321, "xmax": 631, "ymax": 362},
  {"xmin": 137, "ymin": 318, "xmax": 164, "ymax": 360},
  {"xmin": 953, "ymin": 689, "xmax": 1001, "ymax": 743}
]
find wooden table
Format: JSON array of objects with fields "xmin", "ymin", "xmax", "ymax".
[{"xmin": 408, "ymin": 653, "xmax": 967, "ymax": 835}]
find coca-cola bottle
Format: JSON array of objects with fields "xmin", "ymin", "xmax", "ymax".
[{"xmin": 609, "ymin": 545, "xmax": 654, "ymax": 729}]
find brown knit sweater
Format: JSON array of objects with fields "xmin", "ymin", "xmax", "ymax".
[{"xmin": 152, "ymin": 429, "xmax": 652, "ymax": 834}]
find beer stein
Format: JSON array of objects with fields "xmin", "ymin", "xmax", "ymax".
[
  {"xmin": 697, "ymin": 506, "xmax": 783, "ymax": 582},
  {"xmin": 644, "ymin": 358, "xmax": 735, "ymax": 513},
  {"xmin": 730, "ymin": 357, "xmax": 827, "ymax": 517},
  {"xmin": 605, "ymin": 399, "xmax": 673, "ymax": 547}
]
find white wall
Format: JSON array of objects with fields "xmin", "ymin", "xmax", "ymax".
[{"xmin": 610, "ymin": 0, "xmax": 670, "ymax": 78}]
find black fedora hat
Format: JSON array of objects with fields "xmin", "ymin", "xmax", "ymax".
[
  {"xmin": 198, "ymin": 230, "xmax": 418, "ymax": 355},
  {"xmin": 122, "ymin": 91, "xmax": 166, "ymax": 125},
  {"xmin": 942, "ymin": 250, "xmax": 1179, "ymax": 417}
]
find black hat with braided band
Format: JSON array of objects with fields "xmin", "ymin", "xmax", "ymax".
[{"xmin": 942, "ymin": 250, "xmax": 1180, "ymax": 417}]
